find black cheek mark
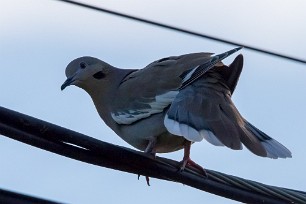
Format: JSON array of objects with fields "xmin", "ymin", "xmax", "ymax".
[{"xmin": 93, "ymin": 71, "xmax": 105, "ymax": 79}]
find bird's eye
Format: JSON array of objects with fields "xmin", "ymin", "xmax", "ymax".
[{"xmin": 80, "ymin": 62, "xmax": 86, "ymax": 69}]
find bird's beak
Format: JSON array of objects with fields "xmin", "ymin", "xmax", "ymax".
[{"xmin": 61, "ymin": 77, "xmax": 74, "ymax": 91}]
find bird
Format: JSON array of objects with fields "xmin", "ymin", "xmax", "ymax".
[{"xmin": 61, "ymin": 47, "xmax": 292, "ymax": 182}]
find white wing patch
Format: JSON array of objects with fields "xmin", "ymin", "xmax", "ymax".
[
  {"xmin": 182, "ymin": 66, "xmax": 198, "ymax": 83},
  {"xmin": 111, "ymin": 91, "xmax": 178, "ymax": 124},
  {"xmin": 164, "ymin": 115, "xmax": 224, "ymax": 146},
  {"xmin": 111, "ymin": 110, "xmax": 153, "ymax": 124},
  {"xmin": 151, "ymin": 91, "xmax": 178, "ymax": 110}
]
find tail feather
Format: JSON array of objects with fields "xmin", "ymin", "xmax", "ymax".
[
  {"xmin": 239, "ymin": 127, "xmax": 267, "ymax": 157},
  {"xmin": 244, "ymin": 120, "xmax": 292, "ymax": 159}
]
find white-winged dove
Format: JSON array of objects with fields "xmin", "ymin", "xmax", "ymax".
[{"xmin": 61, "ymin": 47, "xmax": 292, "ymax": 178}]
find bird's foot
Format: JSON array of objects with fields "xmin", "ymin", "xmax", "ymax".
[
  {"xmin": 179, "ymin": 140, "xmax": 207, "ymax": 177},
  {"xmin": 179, "ymin": 157, "xmax": 208, "ymax": 177},
  {"xmin": 137, "ymin": 138, "xmax": 157, "ymax": 186}
]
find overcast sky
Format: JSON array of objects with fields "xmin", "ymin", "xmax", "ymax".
[{"xmin": 1, "ymin": 0, "xmax": 306, "ymax": 203}]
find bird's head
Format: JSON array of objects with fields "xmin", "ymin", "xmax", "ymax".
[{"xmin": 61, "ymin": 56, "xmax": 110, "ymax": 91}]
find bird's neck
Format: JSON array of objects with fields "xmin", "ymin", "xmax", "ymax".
[{"xmin": 86, "ymin": 68, "xmax": 136, "ymax": 130}]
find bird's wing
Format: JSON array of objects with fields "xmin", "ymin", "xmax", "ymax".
[
  {"xmin": 164, "ymin": 54, "xmax": 292, "ymax": 158},
  {"xmin": 215, "ymin": 54, "xmax": 244, "ymax": 94},
  {"xmin": 111, "ymin": 47, "xmax": 242, "ymax": 125},
  {"xmin": 164, "ymin": 70, "xmax": 244, "ymax": 149},
  {"xmin": 111, "ymin": 52, "xmax": 213, "ymax": 124},
  {"xmin": 164, "ymin": 54, "xmax": 246, "ymax": 148}
]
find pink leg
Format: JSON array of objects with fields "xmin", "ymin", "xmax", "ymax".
[{"xmin": 180, "ymin": 140, "xmax": 207, "ymax": 177}]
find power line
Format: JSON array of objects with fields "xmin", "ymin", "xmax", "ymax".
[
  {"xmin": 0, "ymin": 188, "xmax": 63, "ymax": 204},
  {"xmin": 55, "ymin": 0, "xmax": 306, "ymax": 64},
  {"xmin": 1, "ymin": 106, "xmax": 306, "ymax": 203}
]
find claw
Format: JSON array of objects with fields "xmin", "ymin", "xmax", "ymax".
[
  {"xmin": 179, "ymin": 157, "xmax": 208, "ymax": 177},
  {"xmin": 137, "ymin": 174, "xmax": 151, "ymax": 186},
  {"xmin": 146, "ymin": 176, "xmax": 150, "ymax": 186}
]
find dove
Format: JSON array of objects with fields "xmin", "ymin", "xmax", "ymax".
[{"xmin": 61, "ymin": 47, "xmax": 291, "ymax": 180}]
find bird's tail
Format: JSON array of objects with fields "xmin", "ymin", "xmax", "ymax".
[{"xmin": 243, "ymin": 119, "xmax": 292, "ymax": 159}]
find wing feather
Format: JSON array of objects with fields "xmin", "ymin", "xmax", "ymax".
[{"xmin": 111, "ymin": 48, "xmax": 241, "ymax": 125}]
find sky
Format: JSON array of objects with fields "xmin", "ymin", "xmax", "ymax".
[{"xmin": 1, "ymin": 0, "xmax": 306, "ymax": 203}]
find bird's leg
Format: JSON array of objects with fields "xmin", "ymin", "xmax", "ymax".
[
  {"xmin": 179, "ymin": 140, "xmax": 207, "ymax": 177},
  {"xmin": 144, "ymin": 138, "xmax": 157, "ymax": 158},
  {"xmin": 138, "ymin": 138, "xmax": 157, "ymax": 186}
]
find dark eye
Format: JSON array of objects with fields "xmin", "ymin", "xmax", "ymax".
[{"xmin": 80, "ymin": 62, "xmax": 86, "ymax": 69}]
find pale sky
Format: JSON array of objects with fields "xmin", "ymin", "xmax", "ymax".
[{"xmin": 1, "ymin": 0, "xmax": 306, "ymax": 203}]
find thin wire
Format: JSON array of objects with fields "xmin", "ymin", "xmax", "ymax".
[{"xmin": 55, "ymin": 0, "xmax": 306, "ymax": 65}]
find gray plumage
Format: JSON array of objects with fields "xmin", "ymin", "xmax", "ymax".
[{"xmin": 61, "ymin": 47, "xmax": 291, "ymax": 162}]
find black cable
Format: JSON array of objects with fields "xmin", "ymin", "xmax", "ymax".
[
  {"xmin": 0, "ymin": 188, "xmax": 63, "ymax": 204},
  {"xmin": 54, "ymin": 0, "xmax": 306, "ymax": 64},
  {"xmin": 1, "ymin": 106, "xmax": 306, "ymax": 203}
]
